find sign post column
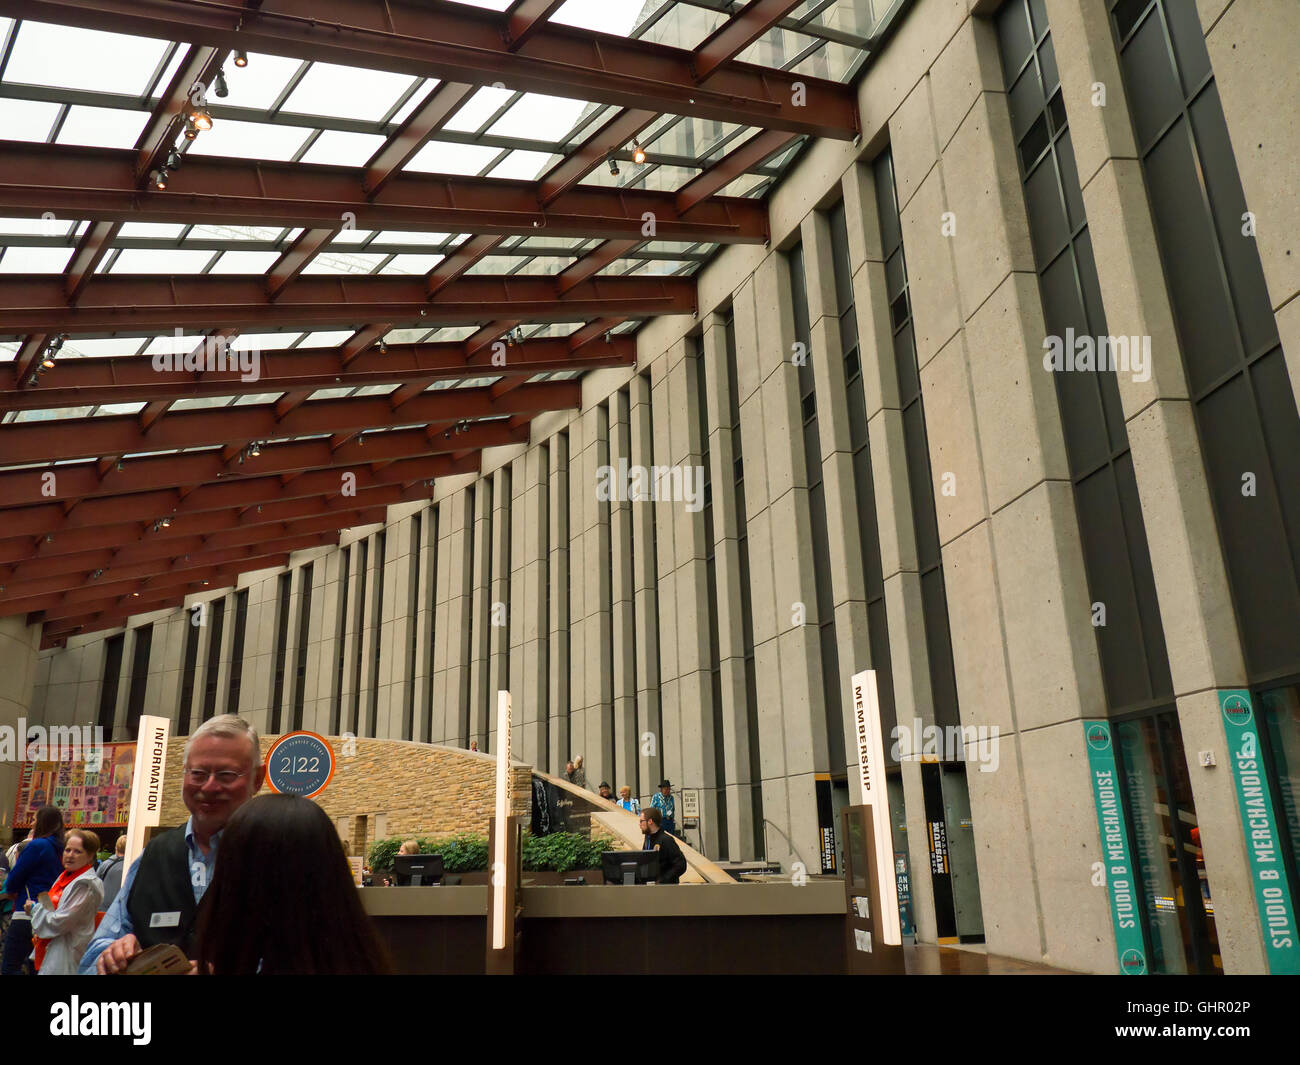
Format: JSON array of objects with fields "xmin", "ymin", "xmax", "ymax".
[
  {"xmin": 486, "ymin": 690, "xmax": 521, "ymax": 974},
  {"xmin": 122, "ymin": 716, "xmax": 170, "ymax": 871}
]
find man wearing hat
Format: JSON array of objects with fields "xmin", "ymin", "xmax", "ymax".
[
  {"xmin": 597, "ymin": 782, "xmax": 614, "ymax": 802},
  {"xmin": 651, "ymin": 780, "xmax": 676, "ymax": 837}
]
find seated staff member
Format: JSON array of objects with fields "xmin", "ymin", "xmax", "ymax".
[
  {"xmin": 79, "ymin": 714, "xmax": 265, "ymax": 974},
  {"xmin": 29, "ymin": 828, "xmax": 104, "ymax": 975},
  {"xmin": 640, "ymin": 807, "xmax": 687, "ymax": 885}
]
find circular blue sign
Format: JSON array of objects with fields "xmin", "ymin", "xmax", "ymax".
[{"xmin": 266, "ymin": 731, "xmax": 335, "ymax": 798}]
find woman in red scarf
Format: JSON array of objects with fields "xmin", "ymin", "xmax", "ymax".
[{"xmin": 27, "ymin": 828, "xmax": 104, "ymax": 975}]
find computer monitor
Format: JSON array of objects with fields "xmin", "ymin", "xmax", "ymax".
[
  {"xmin": 392, "ymin": 853, "xmax": 444, "ymax": 886},
  {"xmin": 601, "ymin": 850, "xmax": 661, "ymax": 885}
]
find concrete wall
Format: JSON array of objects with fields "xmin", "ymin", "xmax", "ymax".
[{"xmin": 21, "ymin": 0, "xmax": 1299, "ymax": 973}]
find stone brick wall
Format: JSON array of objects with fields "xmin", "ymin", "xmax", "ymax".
[{"xmin": 159, "ymin": 735, "xmax": 532, "ymax": 850}]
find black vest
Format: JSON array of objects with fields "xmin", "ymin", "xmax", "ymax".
[{"xmin": 126, "ymin": 827, "xmax": 199, "ymax": 955}]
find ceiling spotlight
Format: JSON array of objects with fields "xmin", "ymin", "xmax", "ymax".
[
  {"xmin": 249, "ymin": 441, "xmax": 261, "ymax": 458},
  {"xmin": 166, "ymin": 148, "xmax": 183, "ymax": 170},
  {"xmin": 378, "ymin": 340, "xmax": 388, "ymax": 355},
  {"xmin": 506, "ymin": 331, "xmax": 515, "ymax": 348},
  {"xmin": 632, "ymin": 141, "xmax": 646, "ymax": 165},
  {"xmin": 607, "ymin": 155, "xmax": 619, "ymax": 177},
  {"xmin": 160, "ymin": 516, "xmax": 173, "ymax": 528},
  {"xmin": 183, "ymin": 116, "xmax": 199, "ymax": 141},
  {"xmin": 41, "ymin": 354, "xmax": 55, "ymax": 370},
  {"xmin": 91, "ymin": 569, "xmax": 103, "ymax": 580},
  {"xmin": 45, "ymin": 534, "xmax": 53, "ymax": 543},
  {"xmin": 49, "ymin": 334, "xmax": 65, "ymax": 353},
  {"xmin": 150, "ymin": 168, "xmax": 169, "ymax": 190},
  {"xmin": 202, "ymin": 579, "xmax": 210, "ymax": 586},
  {"xmin": 233, "ymin": 50, "xmax": 248, "ymax": 68},
  {"xmin": 132, "ymin": 591, "xmax": 140, "ymax": 597},
  {"xmin": 214, "ymin": 70, "xmax": 229, "ymax": 98},
  {"xmin": 115, "ymin": 461, "xmax": 124, "ymax": 472},
  {"xmin": 190, "ymin": 106, "xmax": 213, "ymax": 132},
  {"xmin": 514, "ymin": 326, "xmax": 524, "ymax": 343},
  {"xmin": 604, "ymin": 331, "xmax": 612, "ymax": 344}
]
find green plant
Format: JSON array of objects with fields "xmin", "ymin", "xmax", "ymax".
[{"xmin": 367, "ymin": 831, "xmax": 616, "ymax": 874}]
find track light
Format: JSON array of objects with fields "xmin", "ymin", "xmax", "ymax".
[
  {"xmin": 132, "ymin": 591, "xmax": 140, "ymax": 597},
  {"xmin": 632, "ymin": 141, "xmax": 646, "ymax": 165},
  {"xmin": 190, "ymin": 106, "xmax": 213, "ymax": 131},
  {"xmin": 378, "ymin": 340, "xmax": 387, "ymax": 355},
  {"xmin": 514, "ymin": 326, "xmax": 524, "ymax": 343},
  {"xmin": 166, "ymin": 148, "xmax": 183, "ymax": 170},
  {"xmin": 233, "ymin": 50, "xmax": 248, "ymax": 67},
  {"xmin": 49, "ymin": 334, "xmax": 65, "ymax": 353},
  {"xmin": 214, "ymin": 70, "xmax": 229, "ymax": 98},
  {"xmin": 91, "ymin": 569, "xmax": 103, "ymax": 580},
  {"xmin": 150, "ymin": 168, "xmax": 169, "ymax": 190},
  {"xmin": 604, "ymin": 331, "xmax": 612, "ymax": 344},
  {"xmin": 249, "ymin": 441, "xmax": 261, "ymax": 457},
  {"xmin": 41, "ymin": 354, "xmax": 55, "ymax": 369},
  {"xmin": 607, "ymin": 155, "xmax": 619, "ymax": 177},
  {"xmin": 183, "ymin": 116, "xmax": 199, "ymax": 141}
]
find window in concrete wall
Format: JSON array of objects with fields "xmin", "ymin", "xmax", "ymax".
[
  {"xmin": 694, "ymin": 338, "xmax": 729, "ymax": 859},
  {"xmin": 873, "ymin": 151, "xmax": 961, "ymax": 733},
  {"xmin": 1111, "ymin": 0, "xmax": 1300, "ymax": 915},
  {"xmin": 291, "ymin": 563, "xmax": 314, "ymax": 732},
  {"xmin": 269, "ymin": 571, "xmax": 291, "ymax": 735},
  {"xmin": 350, "ymin": 538, "xmax": 370, "ymax": 738},
  {"xmin": 875, "ymin": 148, "xmax": 985, "ymax": 944},
  {"xmin": 200, "ymin": 597, "xmax": 226, "ymax": 726},
  {"xmin": 724, "ymin": 312, "xmax": 764, "ymax": 858},
  {"xmin": 997, "ymin": 0, "xmax": 1174, "ymax": 715},
  {"xmin": 368, "ymin": 531, "xmax": 387, "ymax": 738},
  {"xmin": 1114, "ymin": 709, "xmax": 1222, "ymax": 973},
  {"xmin": 539, "ymin": 440, "xmax": 552, "ymax": 766},
  {"xmin": 788, "ymin": 240, "xmax": 846, "ymax": 777},
  {"xmin": 640, "ymin": 387, "xmax": 662, "ymax": 789},
  {"xmin": 599, "ymin": 402, "xmax": 616, "ymax": 780},
  {"xmin": 331, "ymin": 547, "xmax": 351, "ymax": 736},
  {"xmin": 227, "ymin": 588, "xmax": 248, "ymax": 717},
  {"xmin": 828, "ymin": 200, "xmax": 901, "ymax": 754},
  {"xmin": 1111, "ymin": 0, "xmax": 1300, "ymax": 681},
  {"xmin": 460, "ymin": 489, "xmax": 475, "ymax": 746},
  {"xmin": 124, "ymin": 623, "xmax": 153, "ymax": 739},
  {"xmin": 422, "ymin": 507, "xmax": 440, "ymax": 745},
  {"xmin": 97, "ymin": 632, "xmax": 124, "ymax": 739},
  {"xmin": 178, "ymin": 606, "xmax": 201, "ymax": 734},
  {"xmin": 405, "ymin": 512, "xmax": 422, "ymax": 742},
  {"xmin": 556, "ymin": 432, "xmax": 572, "ymax": 765}
]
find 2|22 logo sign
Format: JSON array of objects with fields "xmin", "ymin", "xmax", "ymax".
[{"xmin": 265, "ymin": 731, "xmax": 336, "ymax": 799}]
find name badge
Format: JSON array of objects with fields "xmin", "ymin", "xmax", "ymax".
[{"xmin": 149, "ymin": 911, "xmax": 181, "ymax": 928}]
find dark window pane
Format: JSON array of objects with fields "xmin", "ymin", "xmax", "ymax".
[
  {"xmin": 1164, "ymin": 0, "xmax": 1212, "ymax": 95},
  {"xmin": 1020, "ymin": 112, "xmax": 1051, "ymax": 170},
  {"xmin": 1023, "ymin": 148, "xmax": 1071, "ymax": 266},
  {"xmin": 1120, "ymin": 11, "xmax": 1185, "ymax": 148},
  {"xmin": 1008, "ymin": 64, "xmax": 1045, "ymax": 142}
]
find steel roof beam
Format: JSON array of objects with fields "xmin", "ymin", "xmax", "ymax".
[
  {"xmin": 1, "ymin": 0, "xmax": 859, "ymax": 138},
  {"xmin": 0, "ymin": 273, "xmax": 695, "ymax": 333},
  {"xmin": 691, "ymin": 0, "xmax": 805, "ymax": 82}
]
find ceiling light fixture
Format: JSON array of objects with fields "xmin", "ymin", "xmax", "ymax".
[
  {"xmin": 607, "ymin": 155, "xmax": 619, "ymax": 177},
  {"xmin": 632, "ymin": 141, "xmax": 646, "ymax": 165},
  {"xmin": 249, "ymin": 441, "xmax": 261, "ymax": 457},
  {"xmin": 150, "ymin": 168, "xmax": 169, "ymax": 190},
  {"xmin": 190, "ymin": 106, "xmax": 213, "ymax": 131},
  {"xmin": 233, "ymin": 50, "xmax": 248, "ymax": 67},
  {"xmin": 166, "ymin": 148, "xmax": 183, "ymax": 170},
  {"xmin": 378, "ymin": 340, "xmax": 388, "ymax": 355},
  {"xmin": 183, "ymin": 116, "xmax": 199, "ymax": 141},
  {"xmin": 214, "ymin": 70, "xmax": 229, "ymax": 98}
]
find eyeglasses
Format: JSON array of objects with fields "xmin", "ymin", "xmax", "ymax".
[{"xmin": 185, "ymin": 768, "xmax": 247, "ymax": 786}]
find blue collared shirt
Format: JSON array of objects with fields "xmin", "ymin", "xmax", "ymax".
[{"xmin": 78, "ymin": 817, "xmax": 220, "ymax": 975}]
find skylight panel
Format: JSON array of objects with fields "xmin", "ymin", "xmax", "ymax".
[
  {"xmin": 0, "ymin": 97, "xmax": 60, "ymax": 142},
  {"xmin": 209, "ymin": 53, "xmax": 304, "ymax": 110},
  {"xmin": 109, "ymin": 249, "xmax": 215, "ymax": 274},
  {"xmin": 380, "ymin": 254, "xmax": 444, "ymax": 274},
  {"xmin": 206, "ymin": 251, "xmax": 281, "ymax": 274},
  {"xmin": 186, "ymin": 118, "xmax": 310, "ymax": 162},
  {"xmin": 56, "ymin": 106, "xmax": 150, "ymax": 150},
  {"xmin": 331, "ymin": 228, "xmax": 377, "ymax": 245},
  {"xmin": 551, "ymin": 0, "xmax": 644, "ymax": 36},
  {"xmin": 444, "ymin": 86, "xmax": 514, "ymax": 133},
  {"xmin": 300, "ymin": 331, "xmax": 355, "ymax": 347},
  {"xmin": 487, "ymin": 93, "xmax": 587, "ymax": 142},
  {"xmin": 170, "ymin": 396, "xmax": 236, "ymax": 411},
  {"xmin": 389, "ymin": 80, "xmax": 439, "ymax": 125},
  {"xmin": 404, "ymin": 141, "xmax": 500, "ymax": 177},
  {"xmin": 93, "ymin": 402, "xmax": 148, "ymax": 417},
  {"xmin": 14, "ymin": 406, "xmax": 95, "ymax": 423},
  {"xmin": 299, "ymin": 130, "xmax": 387, "ymax": 167},
  {"xmin": 0, "ymin": 247, "xmax": 73, "ymax": 273},
  {"xmin": 231, "ymin": 333, "xmax": 303, "ymax": 351},
  {"xmin": 142, "ymin": 333, "xmax": 207, "ymax": 355},
  {"xmin": 282, "ymin": 64, "xmax": 420, "ymax": 123},
  {"xmin": 60, "ymin": 337, "xmax": 151, "ymax": 358},
  {"xmin": 301, "ymin": 254, "xmax": 386, "ymax": 275},
  {"xmin": 119, "ymin": 223, "xmax": 188, "ymax": 238},
  {"xmin": 488, "ymin": 150, "xmax": 556, "ymax": 181},
  {"xmin": 232, "ymin": 393, "xmax": 282, "ymax": 406},
  {"xmin": 6, "ymin": 23, "xmax": 169, "ymax": 96},
  {"xmin": 374, "ymin": 231, "xmax": 453, "ymax": 246}
]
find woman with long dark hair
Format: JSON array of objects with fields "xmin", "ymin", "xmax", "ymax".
[
  {"xmin": 0, "ymin": 805, "xmax": 65, "ymax": 975},
  {"xmin": 194, "ymin": 793, "xmax": 391, "ymax": 974}
]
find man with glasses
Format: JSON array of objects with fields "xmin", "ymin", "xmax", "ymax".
[
  {"xmin": 79, "ymin": 714, "xmax": 265, "ymax": 974},
  {"xmin": 639, "ymin": 807, "xmax": 687, "ymax": 885}
]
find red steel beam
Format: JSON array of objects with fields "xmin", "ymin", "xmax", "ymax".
[
  {"xmin": 556, "ymin": 239, "xmax": 639, "ymax": 294},
  {"xmin": 676, "ymin": 129, "xmax": 798, "ymax": 214},
  {"xmin": 692, "ymin": 0, "xmax": 803, "ymax": 82},
  {"xmin": 426, "ymin": 234, "xmax": 506, "ymax": 297},
  {"xmin": 267, "ymin": 226, "xmax": 340, "ymax": 297},
  {"xmin": 0, "ymin": 273, "xmax": 697, "ymax": 333},
  {"xmin": 504, "ymin": 0, "xmax": 568, "ymax": 50},
  {"xmin": 363, "ymin": 80, "xmax": 476, "ymax": 196},
  {"xmin": 0, "ymin": 142, "xmax": 769, "ymax": 243},
  {"xmin": 0, "ymin": 379, "xmax": 579, "ymax": 466},
  {"xmin": 136, "ymin": 44, "xmax": 225, "ymax": 180},
  {"xmin": 63, "ymin": 221, "xmax": 121, "ymax": 303},
  {"xmin": 538, "ymin": 109, "xmax": 657, "ymax": 205},
  {"xmin": 1, "ymin": 0, "xmax": 859, "ymax": 138},
  {"xmin": 0, "ymin": 335, "xmax": 633, "ymax": 411}
]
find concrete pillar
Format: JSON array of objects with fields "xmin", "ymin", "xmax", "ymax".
[
  {"xmin": 468, "ymin": 477, "xmax": 494, "ymax": 751},
  {"xmin": 512, "ymin": 449, "xmax": 548, "ymax": 767},
  {"xmin": 379, "ymin": 518, "xmax": 416, "ymax": 739},
  {"xmin": 487, "ymin": 466, "xmax": 512, "ymax": 754},
  {"xmin": 629, "ymin": 375, "xmax": 662, "ymax": 804},
  {"xmin": 609, "ymin": 389, "xmax": 639, "ymax": 795},
  {"xmin": 548, "ymin": 433, "xmax": 571, "ymax": 774},
  {"xmin": 0, "ymin": 616, "xmax": 41, "ymax": 827}
]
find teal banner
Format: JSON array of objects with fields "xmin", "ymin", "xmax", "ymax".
[
  {"xmin": 1083, "ymin": 720, "xmax": 1148, "ymax": 974},
  {"xmin": 1219, "ymin": 690, "xmax": 1300, "ymax": 974}
]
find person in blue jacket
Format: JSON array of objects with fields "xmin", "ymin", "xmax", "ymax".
[{"xmin": 0, "ymin": 805, "xmax": 66, "ymax": 975}]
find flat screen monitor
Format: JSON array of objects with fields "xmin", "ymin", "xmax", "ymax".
[
  {"xmin": 601, "ymin": 850, "xmax": 661, "ymax": 885},
  {"xmin": 393, "ymin": 853, "xmax": 444, "ymax": 886}
]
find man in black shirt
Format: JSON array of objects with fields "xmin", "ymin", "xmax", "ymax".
[{"xmin": 640, "ymin": 807, "xmax": 687, "ymax": 884}]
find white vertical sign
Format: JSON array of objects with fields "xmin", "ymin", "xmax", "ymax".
[
  {"xmin": 850, "ymin": 670, "xmax": 901, "ymax": 946},
  {"xmin": 123, "ymin": 715, "xmax": 171, "ymax": 872},
  {"xmin": 492, "ymin": 690, "xmax": 512, "ymax": 951}
]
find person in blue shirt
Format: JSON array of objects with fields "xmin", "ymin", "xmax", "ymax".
[
  {"xmin": 0, "ymin": 805, "xmax": 66, "ymax": 975},
  {"xmin": 651, "ymin": 780, "xmax": 677, "ymax": 837},
  {"xmin": 80, "ymin": 714, "xmax": 265, "ymax": 975}
]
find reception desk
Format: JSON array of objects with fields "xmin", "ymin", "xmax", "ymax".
[{"xmin": 361, "ymin": 881, "xmax": 848, "ymax": 975}]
